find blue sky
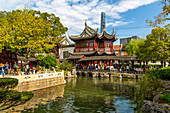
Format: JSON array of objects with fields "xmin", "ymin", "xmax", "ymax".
[{"xmin": 0, "ymin": 0, "xmax": 168, "ymax": 45}]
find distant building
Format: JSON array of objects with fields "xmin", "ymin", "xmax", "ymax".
[
  {"xmin": 58, "ymin": 36, "xmax": 75, "ymax": 60},
  {"xmin": 120, "ymin": 36, "xmax": 139, "ymax": 46},
  {"xmin": 100, "ymin": 12, "xmax": 106, "ymax": 33},
  {"xmin": 113, "ymin": 45, "xmax": 122, "ymax": 56},
  {"xmin": 120, "ymin": 36, "xmax": 139, "ymax": 56}
]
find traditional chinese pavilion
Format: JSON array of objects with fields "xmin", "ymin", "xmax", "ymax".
[{"xmin": 68, "ymin": 21, "xmax": 120, "ymax": 68}]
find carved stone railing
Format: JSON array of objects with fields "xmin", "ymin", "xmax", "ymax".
[{"xmin": 7, "ymin": 70, "xmax": 64, "ymax": 83}]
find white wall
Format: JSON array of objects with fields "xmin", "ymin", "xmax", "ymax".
[{"xmin": 59, "ymin": 47, "xmax": 74, "ymax": 59}]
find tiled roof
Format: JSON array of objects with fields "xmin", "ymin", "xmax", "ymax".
[
  {"xmin": 113, "ymin": 45, "xmax": 121, "ymax": 51},
  {"xmin": 67, "ymin": 55, "xmax": 84, "ymax": 60},
  {"xmin": 69, "ymin": 22, "xmax": 117, "ymax": 41}
]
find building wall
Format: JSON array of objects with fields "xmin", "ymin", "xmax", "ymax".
[
  {"xmin": 74, "ymin": 39, "xmax": 113, "ymax": 53},
  {"xmin": 59, "ymin": 47, "xmax": 74, "ymax": 59},
  {"xmin": 120, "ymin": 36, "xmax": 139, "ymax": 46}
]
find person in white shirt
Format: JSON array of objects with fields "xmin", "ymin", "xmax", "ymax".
[
  {"xmin": 126, "ymin": 65, "xmax": 129, "ymax": 72},
  {"xmin": 26, "ymin": 64, "xmax": 30, "ymax": 74}
]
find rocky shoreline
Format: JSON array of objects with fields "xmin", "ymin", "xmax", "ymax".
[{"xmin": 140, "ymin": 80, "xmax": 170, "ymax": 113}]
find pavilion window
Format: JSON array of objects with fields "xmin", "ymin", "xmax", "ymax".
[
  {"xmin": 77, "ymin": 44, "xmax": 80, "ymax": 47},
  {"xmin": 81, "ymin": 43, "xmax": 88, "ymax": 47},
  {"xmin": 63, "ymin": 51, "xmax": 70, "ymax": 58},
  {"xmin": 89, "ymin": 42, "xmax": 93, "ymax": 47},
  {"xmin": 100, "ymin": 43, "xmax": 104, "ymax": 47}
]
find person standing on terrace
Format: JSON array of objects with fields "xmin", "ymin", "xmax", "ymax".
[{"xmin": 5, "ymin": 62, "xmax": 9, "ymax": 75}]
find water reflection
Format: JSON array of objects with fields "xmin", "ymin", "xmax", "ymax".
[
  {"xmin": 5, "ymin": 85, "xmax": 65, "ymax": 113},
  {"xmin": 5, "ymin": 76, "xmax": 139, "ymax": 113}
]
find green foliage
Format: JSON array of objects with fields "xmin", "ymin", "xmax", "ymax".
[
  {"xmin": 137, "ymin": 24, "xmax": 170, "ymax": 62},
  {"xmin": 126, "ymin": 38, "xmax": 145, "ymax": 56},
  {"xmin": 135, "ymin": 67, "xmax": 169, "ymax": 112},
  {"xmin": 146, "ymin": 0, "xmax": 169, "ymax": 26},
  {"xmin": 160, "ymin": 91, "xmax": 170, "ymax": 104},
  {"xmin": 0, "ymin": 8, "xmax": 67, "ymax": 63},
  {"xmin": 20, "ymin": 91, "xmax": 34, "ymax": 102},
  {"xmin": 135, "ymin": 76, "xmax": 164, "ymax": 112},
  {"xmin": 59, "ymin": 61, "xmax": 74, "ymax": 71},
  {"xmin": 42, "ymin": 55, "xmax": 58, "ymax": 68},
  {"xmin": 0, "ymin": 78, "xmax": 18, "ymax": 89},
  {"xmin": 55, "ymin": 68, "xmax": 62, "ymax": 72},
  {"xmin": 36, "ymin": 54, "xmax": 45, "ymax": 61},
  {"xmin": 0, "ymin": 78, "xmax": 33, "ymax": 110},
  {"xmin": 146, "ymin": 66, "xmax": 170, "ymax": 80}
]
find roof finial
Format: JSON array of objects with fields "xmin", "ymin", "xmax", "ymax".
[
  {"xmin": 85, "ymin": 19, "xmax": 87, "ymax": 26},
  {"xmin": 112, "ymin": 28, "xmax": 114, "ymax": 35}
]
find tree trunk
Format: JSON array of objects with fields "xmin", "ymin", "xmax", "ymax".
[
  {"xmin": 161, "ymin": 61, "xmax": 163, "ymax": 68},
  {"xmin": 25, "ymin": 55, "xmax": 28, "ymax": 65},
  {"xmin": 143, "ymin": 61, "xmax": 145, "ymax": 72},
  {"xmin": 164, "ymin": 61, "xmax": 166, "ymax": 67}
]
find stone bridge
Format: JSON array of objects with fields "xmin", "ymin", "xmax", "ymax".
[{"xmin": 76, "ymin": 69, "xmax": 144, "ymax": 79}]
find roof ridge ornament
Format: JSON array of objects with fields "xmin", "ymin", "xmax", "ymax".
[{"xmin": 112, "ymin": 28, "xmax": 114, "ymax": 35}]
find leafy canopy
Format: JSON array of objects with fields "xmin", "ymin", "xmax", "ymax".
[
  {"xmin": 42, "ymin": 55, "xmax": 58, "ymax": 68},
  {"xmin": 125, "ymin": 38, "xmax": 145, "ymax": 56},
  {"xmin": 0, "ymin": 8, "xmax": 67, "ymax": 63},
  {"xmin": 137, "ymin": 24, "xmax": 170, "ymax": 62},
  {"xmin": 146, "ymin": 0, "xmax": 170, "ymax": 26}
]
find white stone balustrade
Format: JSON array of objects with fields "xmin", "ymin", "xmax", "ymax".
[{"xmin": 5, "ymin": 70, "xmax": 64, "ymax": 83}]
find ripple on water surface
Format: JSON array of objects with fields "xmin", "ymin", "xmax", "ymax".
[{"xmin": 5, "ymin": 77, "xmax": 139, "ymax": 113}]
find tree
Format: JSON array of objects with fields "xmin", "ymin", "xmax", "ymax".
[
  {"xmin": 125, "ymin": 38, "xmax": 145, "ymax": 56},
  {"xmin": 137, "ymin": 24, "xmax": 170, "ymax": 66},
  {"xmin": 146, "ymin": 0, "xmax": 170, "ymax": 26},
  {"xmin": 59, "ymin": 61, "xmax": 74, "ymax": 71},
  {"xmin": 0, "ymin": 8, "xmax": 67, "ymax": 64},
  {"xmin": 42, "ymin": 55, "xmax": 58, "ymax": 69}
]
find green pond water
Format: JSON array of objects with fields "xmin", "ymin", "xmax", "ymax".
[{"xmin": 20, "ymin": 76, "xmax": 139, "ymax": 113}]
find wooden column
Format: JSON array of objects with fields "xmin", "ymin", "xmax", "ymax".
[
  {"xmin": 132, "ymin": 60, "xmax": 134, "ymax": 71},
  {"xmin": 118, "ymin": 60, "xmax": 120, "ymax": 71},
  {"xmin": 30, "ymin": 62, "xmax": 32, "ymax": 69}
]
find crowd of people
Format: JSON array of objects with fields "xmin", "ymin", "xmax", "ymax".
[
  {"xmin": 0, "ymin": 62, "xmax": 38, "ymax": 77},
  {"xmin": 76, "ymin": 63, "xmax": 161, "ymax": 74}
]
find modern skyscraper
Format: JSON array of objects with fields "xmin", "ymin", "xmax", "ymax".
[{"xmin": 100, "ymin": 12, "xmax": 105, "ymax": 33}]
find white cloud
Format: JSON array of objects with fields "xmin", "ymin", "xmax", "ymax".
[
  {"xmin": 0, "ymin": 0, "xmax": 158, "ymax": 35},
  {"xmin": 107, "ymin": 21, "xmax": 134, "ymax": 27}
]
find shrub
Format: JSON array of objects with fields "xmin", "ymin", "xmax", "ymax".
[
  {"xmin": 0, "ymin": 78, "xmax": 33, "ymax": 110},
  {"xmin": 59, "ymin": 61, "xmax": 74, "ymax": 71},
  {"xmin": 146, "ymin": 66, "xmax": 170, "ymax": 80},
  {"xmin": 160, "ymin": 91, "xmax": 170, "ymax": 104},
  {"xmin": 135, "ymin": 76, "xmax": 164, "ymax": 112},
  {"xmin": 55, "ymin": 68, "xmax": 62, "ymax": 72},
  {"xmin": 0, "ymin": 78, "xmax": 18, "ymax": 89},
  {"xmin": 42, "ymin": 55, "xmax": 58, "ymax": 68},
  {"xmin": 36, "ymin": 54, "xmax": 45, "ymax": 61}
]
